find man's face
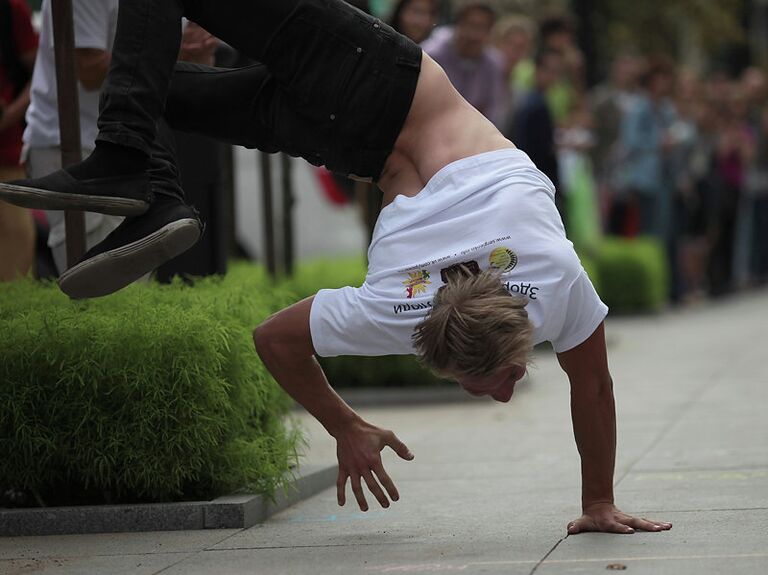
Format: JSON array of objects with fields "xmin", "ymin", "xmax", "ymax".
[
  {"xmin": 454, "ymin": 365, "xmax": 527, "ymax": 403},
  {"xmin": 400, "ymin": 0, "xmax": 435, "ymax": 44},
  {"xmin": 454, "ymin": 8, "xmax": 494, "ymax": 59}
]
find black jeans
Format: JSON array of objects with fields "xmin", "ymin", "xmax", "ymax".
[{"xmin": 98, "ymin": 0, "xmax": 422, "ymax": 195}]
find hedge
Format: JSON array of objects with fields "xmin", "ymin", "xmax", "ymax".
[
  {"xmin": 594, "ymin": 236, "xmax": 668, "ymax": 313},
  {"xmin": 0, "ymin": 271, "xmax": 301, "ymax": 507}
]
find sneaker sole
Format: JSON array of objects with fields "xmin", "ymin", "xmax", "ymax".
[
  {"xmin": 0, "ymin": 182, "xmax": 148, "ymax": 216},
  {"xmin": 59, "ymin": 218, "xmax": 202, "ymax": 299}
]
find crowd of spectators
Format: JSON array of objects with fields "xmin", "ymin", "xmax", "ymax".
[
  {"xmin": 388, "ymin": 0, "xmax": 768, "ymax": 304},
  {"xmin": 2, "ymin": 0, "xmax": 767, "ymax": 306}
]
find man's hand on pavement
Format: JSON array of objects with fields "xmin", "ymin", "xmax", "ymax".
[
  {"xmin": 335, "ymin": 421, "xmax": 414, "ymax": 512},
  {"xmin": 568, "ymin": 502, "xmax": 672, "ymax": 535}
]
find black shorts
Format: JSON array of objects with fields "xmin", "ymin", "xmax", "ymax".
[{"xmin": 261, "ymin": 1, "xmax": 422, "ymax": 180}]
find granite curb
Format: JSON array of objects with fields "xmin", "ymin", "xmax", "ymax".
[{"xmin": 0, "ymin": 464, "xmax": 336, "ymax": 537}]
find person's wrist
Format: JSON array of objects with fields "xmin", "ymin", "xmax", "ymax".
[
  {"xmin": 582, "ymin": 499, "xmax": 615, "ymax": 514},
  {"xmin": 325, "ymin": 408, "xmax": 364, "ymax": 438}
]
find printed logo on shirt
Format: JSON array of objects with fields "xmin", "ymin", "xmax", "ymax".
[
  {"xmin": 403, "ymin": 270, "xmax": 431, "ymax": 299},
  {"xmin": 489, "ymin": 247, "xmax": 518, "ymax": 273}
]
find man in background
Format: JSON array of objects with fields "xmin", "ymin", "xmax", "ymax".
[
  {"xmin": 508, "ymin": 49, "xmax": 564, "ymax": 218},
  {"xmin": 23, "ymin": 0, "xmax": 123, "ymax": 275},
  {"xmin": 0, "ymin": 0, "xmax": 37, "ymax": 280},
  {"xmin": 422, "ymin": 0, "xmax": 507, "ymax": 127},
  {"xmin": 24, "ymin": 0, "xmax": 220, "ymax": 276}
]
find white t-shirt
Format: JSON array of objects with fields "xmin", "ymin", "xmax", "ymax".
[
  {"xmin": 310, "ymin": 149, "xmax": 608, "ymax": 357},
  {"xmin": 23, "ymin": 0, "xmax": 119, "ymax": 149}
]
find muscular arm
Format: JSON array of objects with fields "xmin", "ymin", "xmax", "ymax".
[
  {"xmin": 557, "ymin": 322, "xmax": 616, "ymax": 510},
  {"xmin": 557, "ymin": 322, "xmax": 672, "ymax": 534},
  {"xmin": 254, "ymin": 297, "xmax": 414, "ymax": 511}
]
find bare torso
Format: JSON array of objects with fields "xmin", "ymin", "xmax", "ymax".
[{"xmin": 377, "ymin": 53, "xmax": 516, "ymax": 207}]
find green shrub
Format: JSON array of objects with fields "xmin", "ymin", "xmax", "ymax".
[
  {"xmin": 595, "ymin": 236, "xmax": 668, "ymax": 313},
  {"xmin": 284, "ymin": 257, "xmax": 367, "ymax": 300},
  {"xmin": 0, "ymin": 274, "xmax": 300, "ymax": 507}
]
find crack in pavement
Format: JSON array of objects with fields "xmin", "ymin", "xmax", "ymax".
[{"xmin": 528, "ymin": 535, "xmax": 567, "ymax": 575}]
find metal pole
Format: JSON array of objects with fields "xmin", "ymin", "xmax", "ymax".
[
  {"xmin": 51, "ymin": 0, "xmax": 86, "ymax": 267},
  {"xmin": 280, "ymin": 154, "xmax": 295, "ymax": 277},
  {"xmin": 259, "ymin": 152, "xmax": 277, "ymax": 278}
]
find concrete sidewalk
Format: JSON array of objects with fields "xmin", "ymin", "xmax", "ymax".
[{"xmin": 2, "ymin": 291, "xmax": 767, "ymax": 574}]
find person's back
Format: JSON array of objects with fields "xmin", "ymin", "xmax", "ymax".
[{"xmin": 380, "ymin": 53, "xmax": 514, "ymax": 202}]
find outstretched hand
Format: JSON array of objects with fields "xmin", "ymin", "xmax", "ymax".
[
  {"xmin": 568, "ymin": 503, "xmax": 672, "ymax": 535},
  {"xmin": 335, "ymin": 421, "xmax": 414, "ymax": 512}
]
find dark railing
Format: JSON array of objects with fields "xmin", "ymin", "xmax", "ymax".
[{"xmin": 51, "ymin": 0, "xmax": 86, "ymax": 267}]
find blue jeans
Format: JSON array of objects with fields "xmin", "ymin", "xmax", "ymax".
[{"xmin": 98, "ymin": 0, "xmax": 421, "ymax": 183}]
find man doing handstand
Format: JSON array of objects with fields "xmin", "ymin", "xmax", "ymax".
[{"xmin": 0, "ymin": 0, "xmax": 671, "ymax": 535}]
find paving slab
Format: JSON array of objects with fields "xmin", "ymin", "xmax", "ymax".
[
  {"xmin": 0, "ymin": 529, "xmax": 240, "ymax": 561},
  {"xmin": 0, "ymin": 553, "xmax": 189, "ymax": 575}
]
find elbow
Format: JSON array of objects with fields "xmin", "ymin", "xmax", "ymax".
[
  {"xmin": 252, "ymin": 316, "xmax": 301, "ymax": 364},
  {"xmin": 253, "ymin": 321, "xmax": 277, "ymax": 362}
]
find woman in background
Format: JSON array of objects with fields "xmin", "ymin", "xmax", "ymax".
[{"xmin": 388, "ymin": 0, "xmax": 436, "ymax": 44}]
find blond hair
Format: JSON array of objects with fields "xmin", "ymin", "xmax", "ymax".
[{"xmin": 413, "ymin": 268, "xmax": 533, "ymax": 377}]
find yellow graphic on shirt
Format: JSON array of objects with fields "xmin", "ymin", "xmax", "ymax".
[
  {"xmin": 489, "ymin": 247, "xmax": 518, "ymax": 272},
  {"xmin": 403, "ymin": 270, "xmax": 431, "ymax": 299}
]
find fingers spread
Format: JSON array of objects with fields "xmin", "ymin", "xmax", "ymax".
[
  {"xmin": 569, "ymin": 517, "xmax": 633, "ymax": 535},
  {"xmin": 567, "ymin": 518, "xmax": 592, "ymax": 534},
  {"xmin": 336, "ymin": 470, "xmax": 348, "ymax": 507},
  {"xmin": 350, "ymin": 475, "xmax": 369, "ymax": 512},
  {"xmin": 386, "ymin": 432, "xmax": 415, "ymax": 461},
  {"xmin": 630, "ymin": 517, "xmax": 673, "ymax": 532},
  {"xmin": 362, "ymin": 471, "xmax": 390, "ymax": 509},
  {"xmin": 373, "ymin": 464, "xmax": 400, "ymax": 502}
]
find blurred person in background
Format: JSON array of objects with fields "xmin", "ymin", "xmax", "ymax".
[
  {"xmin": 537, "ymin": 14, "xmax": 584, "ymax": 126},
  {"xmin": 710, "ymin": 85, "xmax": 755, "ymax": 296},
  {"xmin": 388, "ymin": 0, "xmax": 437, "ymax": 44},
  {"xmin": 507, "ymin": 49, "xmax": 564, "ymax": 220},
  {"xmin": 422, "ymin": 0, "xmax": 508, "ymax": 127},
  {"xmin": 24, "ymin": 0, "xmax": 124, "ymax": 276},
  {"xmin": 666, "ymin": 69, "xmax": 701, "ymax": 303},
  {"xmin": 589, "ymin": 52, "xmax": 642, "ymax": 228},
  {"xmin": 740, "ymin": 67, "xmax": 768, "ymax": 285},
  {"xmin": 686, "ymin": 94, "xmax": 723, "ymax": 300},
  {"xmin": 0, "ymin": 0, "xmax": 37, "ymax": 281},
  {"xmin": 24, "ymin": 0, "xmax": 220, "ymax": 277},
  {"xmin": 753, "ymin": 106, "xmax": 768, "ymax": 284},
  {"xmin": 614, "ymin": 58, "xmax": 676, "ymax": 241},
  {"xmin": 492, "ymin": 14, "xmax": 534, "ymax": 106}
]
